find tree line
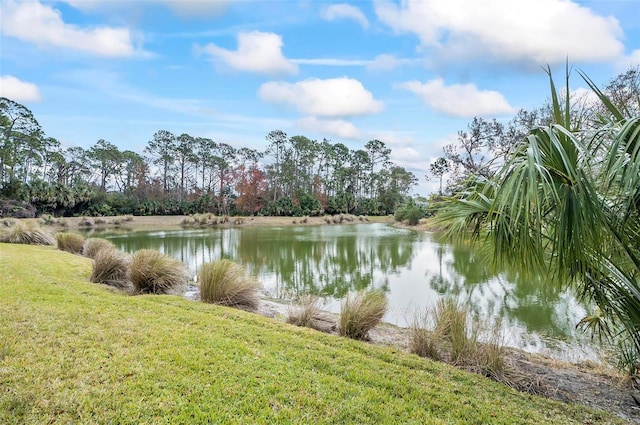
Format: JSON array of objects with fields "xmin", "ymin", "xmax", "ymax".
[{"xmin": 0, "ymin": 98, "xmax": 417, "ymax": 217}]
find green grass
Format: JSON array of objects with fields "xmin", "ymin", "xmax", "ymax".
[{"xmin": 0, "ymin": 243, "xmax": 625, "ymax": 424}]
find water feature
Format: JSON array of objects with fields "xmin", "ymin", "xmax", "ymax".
[{"xmin": 95, "ymin": 223, "xmax": 599, "ymax": 361}]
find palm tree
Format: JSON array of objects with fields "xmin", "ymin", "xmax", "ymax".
[{"xmin": 437, "ymin": 66, "xmax": 640, "ymax": 371}]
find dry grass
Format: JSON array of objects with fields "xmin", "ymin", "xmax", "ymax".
[
  {"xmin": 90, "ymin": 249, "xmax": 131, "ymax": 290},
  {"xmin": 409, "ymin": 310, "xmax": 442, "ymax": 360},
  {"xmin": 130, "ymin": 249, "xmax": 188, "ymax": 294},
  {"xmin": 82, "ymin": 237, "xmax": 116, "ymax": 259},
  {"xmin": 287, "ymin": 295, "xmax": 336, "ymax": 333},
  {"xmin": 339, "ymin": 291, "xmax": 388, "ymax": 340},
  {"xmin": 409, "ymin": 298, "xmax": 506, "ymax": 379},
  {"xmin": 198, "ymin": 259, "xmax": 260, "ymax": 311},
  {"xmin": 55, "ymin": 232, "xmax": 86, "ymax": 254},
  {"xmin": 0, "ymin": 222, "xmax": 55, "ymax": 245},
  {"xmin": 78, "ymin": 216, "xmax": 95, "ymax": 227}
]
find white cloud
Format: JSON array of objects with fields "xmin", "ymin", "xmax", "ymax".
[
  {"xmin": 398, "ymin": 78, "xmax": 515, "ymax": 118},
  {"xmin": 617, "ymin": 49, "xmax": 640, "ymax": 71},
  {"xmin": 258, "ymin": 77, "xmax": 383, "ymax": 118},
  {"xmin": 323, "ymin": 4, "xmax": 369, "ymax": 29},
  {"xmin": 0, "ymin": 75, "xmax": 42, "ymax": 102},
  {"xmin": 291, "ymin": 58, "xmax": 370, "ymax": 66},
  {"xmin": 570, "ymin": 87, "xmax": 601, "ymax": 109},
  {"xmin": 375, "ymin": 0, "xmax": 624, "ymax": 65},
  {"xmin": 298, "ymin": 117, "xmax": 363, "ymax": 140},
  {"xmin": 366, "ymin": 54, "xmax": 419, "ymax": 71},
  {"xmin": 1, "ymin": 0, "xmax": 139, "ymax": 57},
  {"xmin": 198, "ymin": 32, "xmax": 297, "ymax": 76}
]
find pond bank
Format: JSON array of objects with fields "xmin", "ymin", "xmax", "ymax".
[{"xmin": 257, "ymin": 297, "xmax": 638, "ymax": 423}]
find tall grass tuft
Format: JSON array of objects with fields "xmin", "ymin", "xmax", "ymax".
[
  {"xmin": 90, "ymin": 249, "xmax": 131, "ymax": 290},
  {"xmin": 83, "ymin": 237, "xmax": 116, "ymax": 259},
  {"xmin": 287, "ymin": 295, "xmax": 336, "ymax": 333},
  {"xmin": 409, "ymin": 310, "xmax": 442, "ymax": 360},
  {"xmin": 0, "ymin": 222, "xmax": 55, "ymax": 245},
  {"xmin": 198, "ymin": 259, "xmax": 260, "ymax": 311},
  {"xmin": 409, "ymin": 298, "xmax": 505, "ymax": 378},
  {"xmin": 433, "ymin": 298, "xmax": 472, "ymax": 362},
  {"xmin": 56, "ymin": 232, "xmax": 86, "ymax": 254},
  {"xmin": 130, "ymin": 249, "xmax": 188, "ymax": 295},
  {"xmin": 339, "ymin": 291, "xmax": 388, "ymax": 340}
]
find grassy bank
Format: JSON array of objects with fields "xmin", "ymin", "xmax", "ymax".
[{"xmin": 0, "ymin": 244, "xmax": 623, "ymax": 424}]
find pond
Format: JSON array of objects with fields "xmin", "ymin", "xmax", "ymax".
[{"xmin": 95, "ymin": 223, "xmax": 599, "ymax": 361}]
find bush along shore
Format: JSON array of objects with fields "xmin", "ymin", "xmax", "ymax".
[{"xmin": 0, "ymin": 219, "xmax": 634, "ymax": 423}]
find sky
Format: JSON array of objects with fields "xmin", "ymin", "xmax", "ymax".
[{"xmin": 1, "ymin": 0, "xmax": 639, "ymax": 195}]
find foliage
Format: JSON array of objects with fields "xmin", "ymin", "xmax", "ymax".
[
  {"xmin": 287, "ymin": 295, "xmax": 336, "ymax": 333},
  {"xmin": 90, "ymin": 248, "xmax": 131, "ymax": 290},
  {"xmin": 197, "ymin": 259, "xmax": 260, "ymax": 311},
  {"xmin": 55, "ymin": 232, "xmax": 85, "ymax": 255},
  {"xmin": 2, "ymin": 96, "xmax": 420, "ymax": 218},
  {"xmin": 0, "ymin": 222, "xmax": 54, "ymax": 245},
  {"xmin": 339, "ymin": 291, "xmax": 388, "ymax": 340},
  {"xmin": 82, "ymin": 237, "xmax": 116, "ymax": 259},
  {"xmin": 437, "ymin": 66, "xmax": 640, "ymax": 372},
  {"xmin": 130, "ymin": 249, "xmax": 188, "ymax": 294},
  {"xmin": 0, "ymin": 244, "xmax": 622, "ymax": 425},
  {"xmin": 394, "ymin": 199, "xmax": 425, "ymax": 225}
]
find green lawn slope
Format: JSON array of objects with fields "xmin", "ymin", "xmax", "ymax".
[{"xmin": 0, "ymin": 244, "xmax": 623, "ymax": 424}]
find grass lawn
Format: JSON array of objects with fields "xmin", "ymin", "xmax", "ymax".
[{"xmin": 0, "ymin": 243, "xmax": 624, "ymax": 424}]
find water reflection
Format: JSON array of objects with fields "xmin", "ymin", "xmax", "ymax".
[{"xmin": 100, "ymin": 223, "xmax": 595, "ymax": 360}]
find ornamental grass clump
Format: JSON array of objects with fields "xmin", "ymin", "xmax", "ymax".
[
  {"xmin": 409, "ymin": 310, "xmax": 442, "ymax": 361},
  {"xmin": 82, "ymin": 237, "xmax": 116, "ymax": 259},
  {"xmin": 198, "ymin": 259, "xmax": 260, "ymax": 311},
  {"xmin": 287, "ymin": 295, "xmax": 336, "ymax": 333},
  {"xmin": 130, "ymin": 249, "xmax": 188, "ymax": 295},
  {"xmin": 56, "ymin": 232, "xmax": 86, "ymax": 255},
  {"xmin": 339, "ymin": 291, "xmax": 388, "ymax": 340},
  {"xmin": 0, "ymin": 222, "xmax": 55, "ymax": 245},
  {"xmin": 90, "ymin": 249, "xmax": 131, "ymax": 290},
  {"xmin": 410, "ymin": 298, "xmax": 506, "ymax": 379}
]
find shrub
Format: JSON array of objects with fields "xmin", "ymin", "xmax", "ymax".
[
  {"xmin": 83, "ymin": 237, "xmax": 116, "ymax": 259},
  {"xmin": 39, "ymin": 214, "xmax": 56, "ymax": 226},
  {"xmin": 90, "ymin": 249, "xmax": 131, "ymax": 290},
  {"xmin": 0, "ymin": 222, "xmax": 55, "ymax": 245},
  {"xmin": 339, "ymin": 291, "xmax": 388, "ymax": 340},
  {"xmin": 404, "ymin": 206, "xmax": 423, "ymax": 225},
  {"xmin": 198, "ymin": 259, "xmax": 260, "ymax": 311},
  {"xmin": 130, "ymin": 249, "xmax": 188, "ymax": 295},
  {"xmin": 56, "ymin": 232, "xmax": 86, "ymax": 254},
  {"xmin": 287, "ymin": 295, "xmax": 336, "ymax": 333}
]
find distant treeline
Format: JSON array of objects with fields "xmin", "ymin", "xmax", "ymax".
[{"xmin": 0, "ymin": 98, "xmax": 417, "ymax": 217}]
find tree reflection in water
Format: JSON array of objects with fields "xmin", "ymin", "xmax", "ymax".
[{"xmin": 101, "ymin": 223, "xmax": 595, "ymax": 359}]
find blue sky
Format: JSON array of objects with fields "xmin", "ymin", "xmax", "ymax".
[{"xmin": 1, "ymin": 0, "xmax": 639, "ymax": 195}]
